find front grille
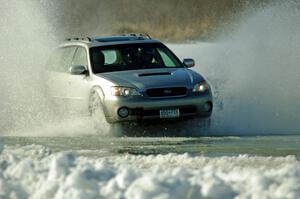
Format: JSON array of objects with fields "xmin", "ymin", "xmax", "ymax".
[{"xmin": 146, "ymin": 87, "xmax": 187, "ymax": 98}]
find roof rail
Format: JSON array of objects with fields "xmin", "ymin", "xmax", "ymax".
[
  {"xmin": 122, "ymin": 33, "xmax": 152, "ymax": 40},
  {"xmin": 65, "ymin": 37, "xmax": 92, "ymax": 42}
]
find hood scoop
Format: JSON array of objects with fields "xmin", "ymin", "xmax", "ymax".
[{"xmin": 139, "ymin": 72, "xmax": 172, "ymax": 77}]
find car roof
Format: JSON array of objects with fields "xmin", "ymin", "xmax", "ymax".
[{"xmin": 61, "ymin": 34, "xmax": 162, "ymax": 48}]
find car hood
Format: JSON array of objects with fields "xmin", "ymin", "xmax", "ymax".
[{"xmin": 96, "ymin": 68, "xmax": 204, "ymax": 91}]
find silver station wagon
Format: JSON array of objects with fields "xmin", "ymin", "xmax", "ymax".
[{"xmin": 46, "ymin": 34, "xmax": 213, "ymax": 125}]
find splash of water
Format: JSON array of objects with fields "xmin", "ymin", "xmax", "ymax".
[
  {"xmin": 171, "ymin": 2, "xmax": 300, "ymax": 135},
  {"xmin": 0, "ymin": 1, "xmax": 54, "ymax": 133},
  {"xmin": 0, "ymin": 1, "xmax": 116, "ymax": 136}
]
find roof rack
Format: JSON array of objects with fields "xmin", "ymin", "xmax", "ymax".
[
  {"xmin": 65, "ymin": 37, "xmax": 92, "ymax": 42},
  {"xmin": 122, "ymin": 33, "xmax": 152, "ymax": 40}
]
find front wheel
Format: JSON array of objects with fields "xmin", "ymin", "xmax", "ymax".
[
  {"xmin": 88, "ymin": 89, "xmax": 124, "ymax": 136},
  {"xmin": 88, "ymin": 90, "xmax": 111, "ymax": 133}
]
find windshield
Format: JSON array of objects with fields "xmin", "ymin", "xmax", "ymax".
[{"xmin": 90, "ymin": 43, "xmax": 183, "ymax": 73}]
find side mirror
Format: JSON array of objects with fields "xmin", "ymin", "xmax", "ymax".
[
  {"xmin": 183, "ymin": 58, "xmax": 195, "ymax": 68},
  {"xmin": 69, "ymin": 65, "xmax": 87, "ymax": 75}
]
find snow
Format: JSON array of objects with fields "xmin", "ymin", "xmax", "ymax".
[{"xmin": 1, "ymin": 142, "xmax": 300, "ymax": 199}]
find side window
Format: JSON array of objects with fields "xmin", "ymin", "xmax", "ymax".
[
  {"xmin": 47, "ymin": 47, "xmax": 76, "ymax": 72},
  {"xmin": 59, "ymin": 47, "xmax": 77, "ymax": 72},
  {"xmin": 72, "ymin": 47, "xmax": 88, "ymax": 67},
  {"xmin": 102, "ymin": 50, "xmax": 117, "ymax": 65},
  {"xmin": 157, "ymin": 48, "xmax": 177, "ymax": 67}
]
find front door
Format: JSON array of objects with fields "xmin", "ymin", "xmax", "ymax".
[{"xmin": 66, "ymin": 47, "xmax": 91, "ymax": 114}]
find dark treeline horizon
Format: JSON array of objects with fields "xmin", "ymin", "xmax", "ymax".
[{"xmin": 41, "ymin": 0, "xmax": 271, "ymax": 42}]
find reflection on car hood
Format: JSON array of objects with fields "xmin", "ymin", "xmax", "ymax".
[{"xmin": 96, "ymin": 68, "xmax": 204, "ymax": 90}]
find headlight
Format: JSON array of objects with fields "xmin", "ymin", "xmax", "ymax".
[
  {"xmin": 193, "ymin": 81, "xmax": 210, "ymax": 93},
  {"xmin": 111, "ymin": 86, "xmax": 141, "ymax": 97}
]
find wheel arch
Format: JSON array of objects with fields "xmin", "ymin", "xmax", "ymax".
[{"xmin": 90, "ymin": 86, "xmax": 105, "ymax": 102}]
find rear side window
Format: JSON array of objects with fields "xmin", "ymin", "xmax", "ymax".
[
  {"xmin": 102, "ymin": 50, "xmax": 117, "ymax": 65},
  {"xmin": 46, "ymin": 49, "xmax": 60, "ymax": 71},
  {"xmin": 47, "ymin": 47, "xmax": 76, "ymax": 72}
]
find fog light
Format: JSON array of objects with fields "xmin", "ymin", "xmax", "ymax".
[
  {"xmin": 118, "ymin": 107, "xmax": 129, "ymax": 118},
  {"xmin": 203, "ymin": 102, "xmax": 212, "ymax": 112}
]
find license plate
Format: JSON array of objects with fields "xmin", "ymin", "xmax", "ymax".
[{"xmin": 159, "ymin": 109, "xmax": 180, "ymax": 118}]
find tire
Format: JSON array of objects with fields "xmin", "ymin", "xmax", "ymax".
[
  {"xmin": 89, "ymin": 89, "xmax": 126, "ymax": 136},
  {"xmin": 88, "ymin": 89, "xmax": 111, "ymax": 132}
]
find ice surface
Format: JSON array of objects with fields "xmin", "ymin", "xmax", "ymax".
[{"xmin": 1, "ymin": 144, "xmax": 300, "ymax": 199}]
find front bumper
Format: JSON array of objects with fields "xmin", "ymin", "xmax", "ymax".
[{"xmin": 102, "ymin": 92, "xmax": 213, "ymax": 123}]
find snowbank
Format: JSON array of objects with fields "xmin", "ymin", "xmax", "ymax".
[{"xmin": 0, "ymin": 145, "xmax": 300, "ymax": 199}]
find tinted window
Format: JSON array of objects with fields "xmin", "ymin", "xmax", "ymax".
[
  {"xmin": 90, "ymin": 43, "xmax": 182, "ymax": 73},
  {"xmin": 102, "ymin": 50, "xmax": 117, "ymax": 65}
]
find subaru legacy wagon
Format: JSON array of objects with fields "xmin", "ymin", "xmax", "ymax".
[{"xmin": 46, "ymin": 34, "xmax": 213, "ymax": 125}]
